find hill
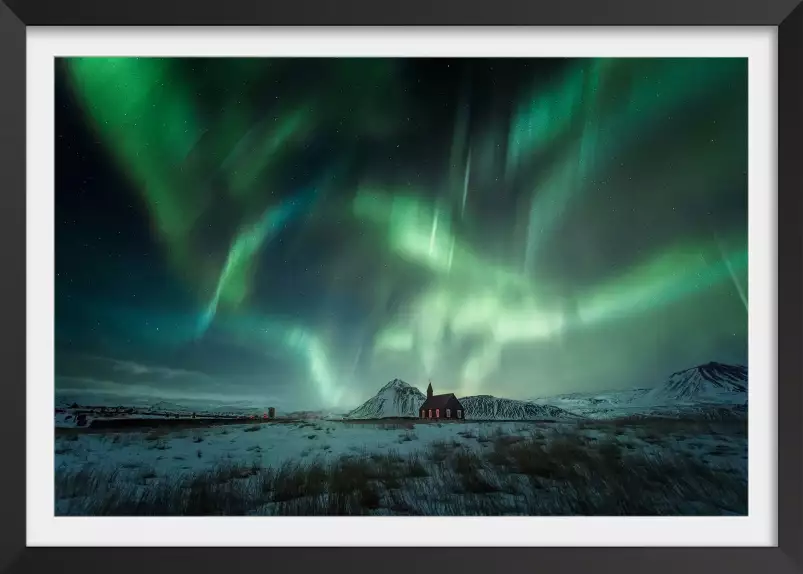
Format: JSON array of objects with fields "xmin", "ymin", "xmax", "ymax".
[{"xmin": 345, "ymin": 379, "xmax": 426, "ymax": 419}]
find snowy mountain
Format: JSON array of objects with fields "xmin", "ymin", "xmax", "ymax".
[
  {"xmin": 146, "ymin": 401, "xmax": 194, "ymax": 413},
  {"xmin": 644, "ymin": 362, "xmax": 747, "ymax": 405},
  {"xmin": 538, "ymin": 388, "xmax": 651, "ymax": 406},
  {"xmin": 459, "ymin": 395, "xmax": 581, "ymax": 421},
  {"xmin": 533, "ymin": 362, "xmax": 748, "ymax": 419},
  {"xmin": 531, "ymin": 388, "xmax": 652, "ymax": 419},
  {"xmin": 345, "ymin": 379, "xmax": 426, "ymax": 419}
]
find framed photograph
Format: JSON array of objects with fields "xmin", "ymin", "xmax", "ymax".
[{"xmin": 1, "ymin": 0, "xmax": 800, "ymax": 572}]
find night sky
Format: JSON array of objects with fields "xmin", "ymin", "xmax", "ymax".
[{"xmin": 55, "ymin": 58, "xmax": 748, "ymax": 411}]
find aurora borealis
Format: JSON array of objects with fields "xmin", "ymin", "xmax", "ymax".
[{"xmin": 55, "ymin": 58, "xmax": 748, "ymax": 411}]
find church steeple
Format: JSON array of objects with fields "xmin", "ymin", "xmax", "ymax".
[{"xmin": 427, "ymin": 380, "xmax": 433, "ymax": 398}]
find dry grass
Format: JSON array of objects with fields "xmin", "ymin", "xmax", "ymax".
[
  {"xmin": 405, "ymin": 454, "xmax": 429, "ymax": 478},
  {"xmin": 56, "ymin": 419, "xmax": 747, "ymax": 517},
  {"xmin": 428, "ymin": 439, "xmax": 462, "ymax": 463},
  {"xmin": 137, "ymin": 466, "xmax": 158, "ymax": 482}
]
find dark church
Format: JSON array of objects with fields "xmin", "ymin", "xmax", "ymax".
[{"xmin": 419, "ymin": 382, "xmax": 465, "ymax": 420}]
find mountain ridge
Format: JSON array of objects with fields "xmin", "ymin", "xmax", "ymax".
[
  {"xmin": 346, "ymin": 382, "xmax": 581, "ymax": 421},
  {"xmin": 646, "ymin": 361, "xmax": 747, "ymax": 404},
  {"xmin": 533, "ymin": 361, "xmax": 748, "ymax": 419},
  {"xmin": 459, "ymin": 394, "xmax": 580, "ymax": 421}
]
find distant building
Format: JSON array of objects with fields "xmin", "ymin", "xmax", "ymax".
[
  {"xmin": 419, "ymin": 381, "xmax": 465, "ymax": 420},
  {"xmin": 268, "ymin": 407, "xmax": 276, "ymax": 419}
]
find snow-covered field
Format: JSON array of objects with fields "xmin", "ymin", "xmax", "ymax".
[
  {"xmin": 55, "ymin": 417, "xmax": 747, "ymax": 516},
  {"xmin": 54, "ymin": 362, "xmax": 749, "ymax": 516}
]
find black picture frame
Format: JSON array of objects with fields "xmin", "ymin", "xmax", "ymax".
[{"xmin": 0, "ymin": 1, "xmax": 800, "ymax": 573}]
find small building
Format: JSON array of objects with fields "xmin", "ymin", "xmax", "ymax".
[{"xmin": 419, "ymin": 381, "xmax": 465, "ymax": 421}]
